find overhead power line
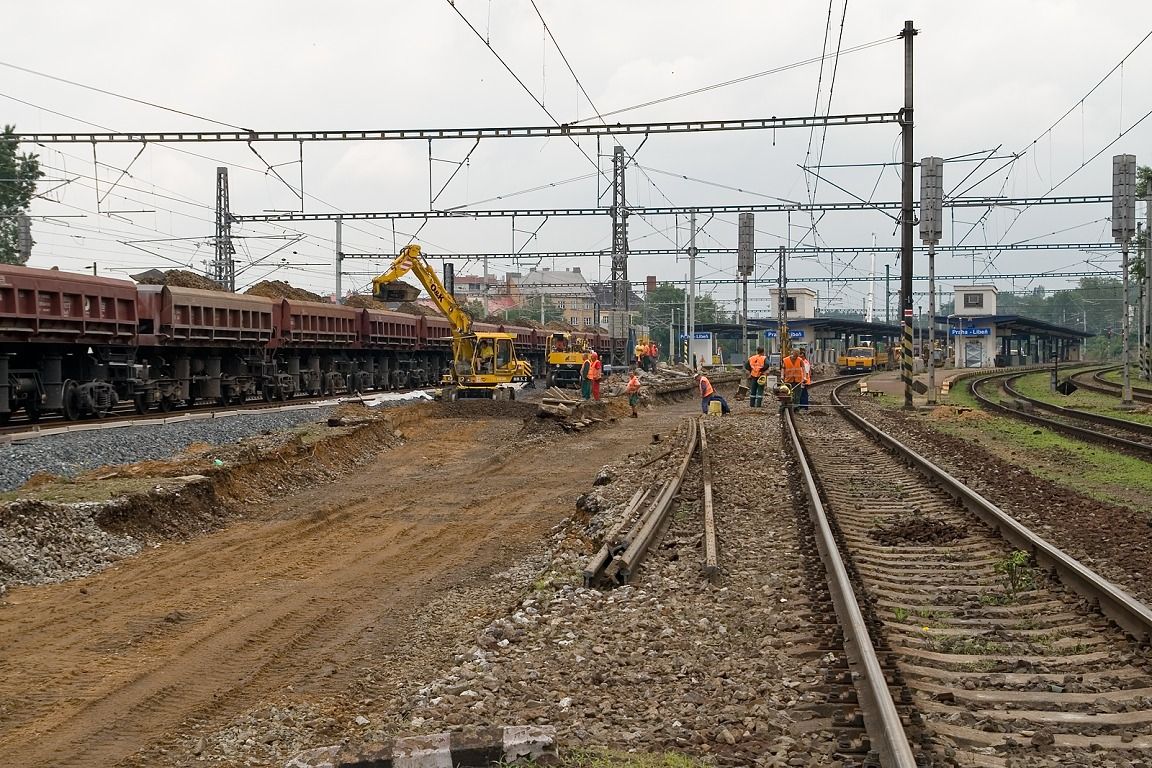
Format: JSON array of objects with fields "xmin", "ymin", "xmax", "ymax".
[
  {"xmin": 0, "ymin": 60, "xmax": 251, "ymax": 131},
  {"xmin": 13, "ymin": 112, "xmax": 901, "ymax": 145},
  {"xmin": 234, "ymin": 195, "xmax": 1114, "ymax": 223}
]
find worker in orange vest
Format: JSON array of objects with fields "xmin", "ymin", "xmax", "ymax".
[
  {"xmin": 798, "ymin": 348, "xmax": 812, "ymax": 412},
  {"xmin": 781, "ymin": 348, "xmax": 805, "ymax": 408},
  {"xmin": 745, "ymin": 346, "xmax": 768, "ymax": 408},
  {"xmin": 694, "ymin": 372, "xmax": 730, "ymax": 415},
  {"xmin": 626, "ymin": 367, "xmax": 642, "ymax": 417},
  {"xmin": 588, "ymin": 351, "xmax": 603, "ymax": 401}
]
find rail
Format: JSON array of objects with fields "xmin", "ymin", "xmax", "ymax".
[
  {"xmin": 584, "ymin": 418, "xmax": 700, "ymax": 586},
  {"xmin": 781, "ymin": 403, "xmax": 919, "ymax": 768},
  {"xmin": 830, "ymin": 379, "xmax": 1152, "ymax": 643},
  {"xmin": 967, "ymin": 372, "xmax": 1152, "ymax": 459}
]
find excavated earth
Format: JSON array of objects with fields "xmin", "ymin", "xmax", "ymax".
[{"xmin": 5, "ymin": 375, "xmax": 1152, "ymax": 768}]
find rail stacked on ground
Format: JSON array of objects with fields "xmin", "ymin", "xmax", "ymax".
[{"xmin": 0, "ymin": 263, "xmax": 626, "ymax": 422}]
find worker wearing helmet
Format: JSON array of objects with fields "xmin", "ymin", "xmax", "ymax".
[{"xmin": 588, "ymin": 351, "xmax": 603, "ymax": 401}]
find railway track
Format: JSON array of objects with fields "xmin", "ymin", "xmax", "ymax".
[
  {"xmin": 0, "ymin": 387, "xmax": 434, "ymax": 442},
  {"xmin": 1070, "ymin": 365, "xmax": 1152, "ymax": 405},
  {"xmin": 579, "ymin": 411, "xmax": 888, "ymax": 765},
  {"xmin": 786, "ymin": 378, "xmax": 1152, "ymax": 766},
  {"xmin": 967, "ymin": 371, "xmax": 1152, "ymax": 460}
]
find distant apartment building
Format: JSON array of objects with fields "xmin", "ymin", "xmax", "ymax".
[{"xmin": 507, "ymin": 266, "xmax": 600, "ymax": 327}]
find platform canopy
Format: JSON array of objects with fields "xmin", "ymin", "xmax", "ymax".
[{"xmin": 937, "ymin": 314, "xmax": 1093, "ymax": 340}]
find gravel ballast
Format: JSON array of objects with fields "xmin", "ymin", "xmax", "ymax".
[{"xmin": 0, "ymin": 406, "xmax": 339, "ymax": 492}]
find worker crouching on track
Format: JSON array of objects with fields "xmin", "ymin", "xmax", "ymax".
[
  {"xmin": 694, "ymin": 372, "xmax": 731, "ymax": 415},
  {"xmin": 626, "ymin": 367, "xmax": 642, "ymax": 417},
  {"xmin": 745, "ymin": 346, "xmax": 768, "ymax": 407}
]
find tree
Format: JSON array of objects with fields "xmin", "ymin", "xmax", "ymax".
[
  {"xmin": 505, "ymin": 294, "xmax": 563, "ymax": 324},
  {"xmin": 1, "ymin": 126, "xmax": 44, "ymax": 265},
  {"xmin": 459, "ymin": 299, "xmax": 487, "ymax": 321},
  {"xmin": 1136, "ymin": 164, "xmax": 1151, "ymax": 198}
]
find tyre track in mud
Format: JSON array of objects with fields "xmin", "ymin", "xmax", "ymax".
[{"xmin": 0, "ymin": 402, "xmax": 700, "ymax": 768}]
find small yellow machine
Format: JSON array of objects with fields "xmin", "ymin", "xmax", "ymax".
[
  {"xmin": 372, "ymin": 245, "xmax": 534, "ymax": 399},
  {"xmin": 545, "ymin": 332, "xmax": 589, "ymax": 388}
]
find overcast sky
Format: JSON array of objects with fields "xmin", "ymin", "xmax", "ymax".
[{"xmin": 6, "ymin": 1, "xmax": 1152, "ymax": 318}]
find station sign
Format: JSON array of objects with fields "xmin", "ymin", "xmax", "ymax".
[
  {"xmin": 950, "ymin": 328, "xmax": 991, "ymax": 336},
  {"xmin": 679, "ymin": 332, "xmax": 713, "ymax": 340},
  {"xmin": 763, "ymin": 330, "xmax": 805, "ymax": 339}
]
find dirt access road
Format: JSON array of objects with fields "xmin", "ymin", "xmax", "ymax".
[{"xmin": 0, "ymin": 396, "xmax": 704, "ymax": 768}]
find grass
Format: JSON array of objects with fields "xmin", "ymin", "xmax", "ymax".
[
  {"xmin": 931, "ymin": 634, "xmax": 1011, "ymax": 655},
  {"xmin": 545, "ymin": 750, "xmax": 711, "ymax": 768},
  {"xmin": 1010, "ymin": 371, "xmax": 1152, "ymax": 426},
  {"xmin": 0, "ymin": 475, "xmax": 164, "ymax": 504},
  {"xmin": 925, "ymin": 380, "xmax": 1152, "ymax": 510}
]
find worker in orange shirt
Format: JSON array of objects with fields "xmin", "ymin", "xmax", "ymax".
[
  {"xmin": 781, "ymin": 348, "xmax": 805, "ymax": 408},
  {"xmin": 694, "ymin": 372, "xmax": 731, "ymax": 415},
  {"xmin": 745, "ymin": 346, "xmax": 768, "ymax": 408},
  {"xmin": 798, "ymin": 348, "xmax": 812, "ymax": 412},
  {"xmin": 626, "ymin": 367, "xmax": 642, "ymax": 417},
  {"xmin": 588, "ymin": 351, "xmax": 603, "ymax": 400}
]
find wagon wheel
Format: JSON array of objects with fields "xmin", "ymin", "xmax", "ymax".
[
  {"xmin": 25, "ymin": 399, "xmax": 42, "ymax": 423},
  {"xmin": 61, "ymin": 380, "xmax": 81, "ymax": 421},
  {"xmin": 134, "ymin": 392, "xmax": 150, "ymax": 414},
  {"xmin": 157, "ymin": 396, "xmax": 175, "ymax": 413}
]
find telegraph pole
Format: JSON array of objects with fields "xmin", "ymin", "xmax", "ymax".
[
  {"xmin": 610, "ymin": 145, "xmax": 629, "ymax": 310},
  {"xmin": 335, "ymin": 219, "xmax": 343, "ymax": 302},
  {"xmin": 1114, "ymin": 154, "xmax": 1136, "ymax": 405},
  {"xmin": 1144, "ymin": 195, "xmax": 1151, "ymax": 381},
  {"xmin": 778, "ymin": 245, "xmax": 789, "ymax": 355},
  {"xmin": 214, "ymin": 167, "xmax": 236, "ymax": 291},
  {"xmin": 688, "ymin": 210, "xmax": 698, "ymax": 368},
  {"xmin": 920, "ymin": 156, "xmax": 943, "ymax": 405},
  {"xmin": 738, "ymin": 213, "xmax": 755, "ymax": 359},
  {"xmin": 899, "ymin": 20, "xmax": 918, "ymax": 409}
]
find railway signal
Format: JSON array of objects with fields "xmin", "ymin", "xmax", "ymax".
[{"xmin": 1114, "ymin": 154, "xmax": 1137, "ymax": 405}]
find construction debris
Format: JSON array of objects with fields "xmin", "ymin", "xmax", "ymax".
[
  {"xmin": 244, "ymin": 281, "xmax": 325, "ymax": 302},
  {"xmin": 133, "ymin": 269, "xmax": 224, "ymax": 292}
]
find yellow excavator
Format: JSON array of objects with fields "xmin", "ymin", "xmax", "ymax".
[{"xmin": 372, "ymin": 244, "xmax": 534, "ymax": 399}]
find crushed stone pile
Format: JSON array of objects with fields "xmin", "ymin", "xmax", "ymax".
[
  {"xmin": 245, "ymin": 281, "xmax": 325, "ymax": 302},
  {"xmin": 0, "ymin": 500, "xmax": 142, "ymax": 590},
  {"xmin": 135, "ymin": 270, "xmax": 224, "ymax": 291}
]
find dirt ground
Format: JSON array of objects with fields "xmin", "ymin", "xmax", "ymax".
[{"xmin": 0, "ymin": 394, "xmax": 714, "ymax": 768}]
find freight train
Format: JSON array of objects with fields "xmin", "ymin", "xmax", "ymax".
[{"xmin": 0, "ymin": 264, "xmax": 626, "ymax": 423}]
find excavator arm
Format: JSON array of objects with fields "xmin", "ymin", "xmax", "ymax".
[{"xmin": 372, "ymin": 245, "xmax": 473, "ymax": 338}]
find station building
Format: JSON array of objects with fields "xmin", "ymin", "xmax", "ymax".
[{"xmin": 687, "ymin": 284, "xmax": 1090, "ymax": 369}]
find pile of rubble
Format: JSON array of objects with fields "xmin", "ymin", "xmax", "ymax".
[
  {"xmin": 343, "ymin": 294, "xmax": 390, "ymax": 310},
  {"xmin": 245, "ymin": 280, "xmax": 325, "ymax": 302},
  {"xmin": 535, "ymin": 389, "xmax": 612, "ymax": 432},
  {"xmin": 134, "ymin": 269, "xmax": 224, "ymax": 291}
]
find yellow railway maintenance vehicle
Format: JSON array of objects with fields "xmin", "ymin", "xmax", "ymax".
[
  {"xmin": 544, "ymin": 332, "xmax": 590, "ymax": 388},
  {"xmin": 837, "ymin": 345, "xmax": 886, "ymax": 374},
  {"xmin": 372, "ymin": 245, "xmax": 533, "ymax": 400}
]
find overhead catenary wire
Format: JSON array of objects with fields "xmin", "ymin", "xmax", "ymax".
[{"xmin": 0, "ymin": 60, "xmax": 251, "ymax": 131}]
